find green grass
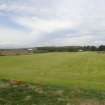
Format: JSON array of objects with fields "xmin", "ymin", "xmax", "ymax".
[
  {"xmin": 0, "ymin": 52, "xmax": 105, "ymax": 89},
  {"xmin": 0, "ymin": 79, "xmax": 105, "ymax": 105},
  {"xmin": 0, "ymin": 52, "xmax": 105, "ymax": 104}
]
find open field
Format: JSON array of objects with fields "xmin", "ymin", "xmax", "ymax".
[{"xmin": 0, "ymin": 52, "xmax": 105, "ymax": 104}]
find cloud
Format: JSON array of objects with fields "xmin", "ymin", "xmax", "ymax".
[
  {"xmin": 0, "ymin": 0, "xmax": 105, "ymax": 48},
  {"xmin": 0, "ymin": 26, "xmax": 37, "ymax": 48},
  {"xmin": 14, "ymin": 16, "xmax": 80, "ymax": 32}
]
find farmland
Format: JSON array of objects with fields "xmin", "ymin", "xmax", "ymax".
[{"xmin": 0, "ymin": 52, "xmax": 105, "ymax": 104}]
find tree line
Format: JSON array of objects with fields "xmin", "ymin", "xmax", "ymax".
[{"xmin": 33, "ymin": 45, "xmax": 105, "ymax": 53}]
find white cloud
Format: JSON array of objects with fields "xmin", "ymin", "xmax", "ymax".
[
  {"xmin": 0, "ymin": 0, "xmax": 105, "ymax": 48},
  {"xmin": 14, "ymin": 16, "xmax": 80, "ymax": 33},
  {"xmin": 0, "ymin": 26, "xmax": 38, "ymax": 48}
]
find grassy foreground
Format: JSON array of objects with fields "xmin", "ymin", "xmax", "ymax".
[
  {"xmin": 0, "ymin": 52, "xmax": 105, "ymax": 104},
  {"xmin": 0, "ymin": 79, "xmax": 105, "ymax": 105}
]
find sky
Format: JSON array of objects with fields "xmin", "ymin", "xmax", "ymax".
[{"xmin": 0, "ymin": 0, "xmax": 105, "ymax": 48}]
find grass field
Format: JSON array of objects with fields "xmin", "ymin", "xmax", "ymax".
[{"xmin": 0, "ymin": 52, "xmax": 105, "ymax": 104}]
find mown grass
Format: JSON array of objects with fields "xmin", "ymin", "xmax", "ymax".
[{"xmin": 0, "ymin": 52, "xmax": 105, "ymax": 104}]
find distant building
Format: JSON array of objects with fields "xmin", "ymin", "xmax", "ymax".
[
  {"xmin": 78, "ymin": 49, "xmax": 84, "ymax": 52},
  {"xmin": 27, "ymin": 49, "xmax": 33, "ymax": 53}
]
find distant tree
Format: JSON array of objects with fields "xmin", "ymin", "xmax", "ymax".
[
  {"xmin": 90, "ymin": 46, "xmax": 97, "ymax": 51},
  {"xmin": 98, "ymin": 45, "xmax": 105, "ymax": 51}
]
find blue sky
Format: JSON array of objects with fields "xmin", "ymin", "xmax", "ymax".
[{"xmin": 0, "ymin": 0, "xmax": 105, "ymax": 48}]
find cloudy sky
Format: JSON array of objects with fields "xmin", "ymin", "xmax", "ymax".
[{"xmin": 0, "ymin": 0, "xmax": 105, "ymax": 48}]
